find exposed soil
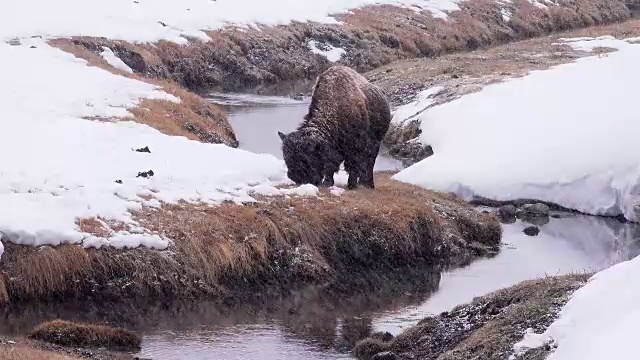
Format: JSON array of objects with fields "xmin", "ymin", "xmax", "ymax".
[
  {"xmin": 370, "ymin": 18, "xmax": 640, "ymax": 165},
  {"xmin": 0, "ymin": 173, "xmax": 500, "ymax": 311},
  {"xmin": 353, "ymin": 273, "xmax": 590, "ymax": 360}
]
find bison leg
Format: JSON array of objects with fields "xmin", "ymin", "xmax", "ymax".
[
  {"xmin": 360, "ymin": 143, "xmax": 380, "ymax": 189},
  {"xmin": 344, "ymin": 158, "xmax": 360, "ymax": 190}
]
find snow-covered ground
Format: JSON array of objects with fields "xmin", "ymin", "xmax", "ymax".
[
  {"xmin": 512, "ymin": 253, "xmax": 640, "ymax": 360},
  {"xmin": 0, "ymin": 37, "xmax": 324, "ymax": 258},
  {"xmin": 395, "ymin": 36, "xmax": 640, "ymax": 222}
]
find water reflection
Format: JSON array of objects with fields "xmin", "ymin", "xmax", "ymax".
[{"xmin": 372, "ymin": 213, "xmax": 640, "ymax": 334}]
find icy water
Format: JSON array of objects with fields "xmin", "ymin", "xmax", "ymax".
[
  {"xmin": 132, "ymin": 94, "xmax": 640, "ymax": 359},
  {"xmin": 209, "ymin": 92, "xmax": 404, "ymax": 171}
]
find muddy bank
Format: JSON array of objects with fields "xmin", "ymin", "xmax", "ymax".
[
  {"xmin": 56, "ymin": 0, "xmax": 630, "ymax": 95},
  {"xmin": 0, "ymin": 173, "xmax": 500, "ymax": 310},
  {"xmin": 354, "ymin": 273, "xmax": 590, "ymax": 359},
  {"xmin": 372, "ymin": 18, "xmax": 640, "ymax": 166}
]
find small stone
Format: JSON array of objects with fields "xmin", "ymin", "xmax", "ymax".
[
  {"xmin": 134, "ymin": 146, "xmax": 151, "ymax": 153},
  {"xmin": 372, "ymin": 351, "xmax": 398, "ymax": 360},
  {"xmin": 115, "ymin": 180, "xmax": 123, "ymax": 184},
  {"xmin": 497, "ymin": 204, "xmax": 516, "ymax": 217},
  {"xmin": 523, "ymin": 226, "xmax": 540, "ymax": 236},
  {"xmin": 136, "ymin": 170, "xmax": 154, "ymax": 178}
]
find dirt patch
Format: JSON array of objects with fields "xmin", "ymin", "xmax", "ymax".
[
  {"xmin": 29, "ymin": 320, "xmax": 141, "ymax": 352},
  {"xmin": 353, "ymin": 273, "xmax": 590, "ymax": 360},
  {"xmin": 58, "ymin": 0, "xmax": 630, "ymax": 96},
  {"xmin": 371, "ymin": 18, "xmax": 640, "ymax": 165},
  {"xmin": 49, "ymin": 38, "xmax": 238, "ymax": 148},
  {"xmin": 0, "ymin": 173, "xmax": 500, "ymax": 308}
]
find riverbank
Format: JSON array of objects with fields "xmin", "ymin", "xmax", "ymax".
[
  {"xmin": 354, "ymin": 273, "xmax": 590, "ymax": 359},
  {"xmin": 0, "ymin": 173, "xmax": 500, "ymax": 307}
]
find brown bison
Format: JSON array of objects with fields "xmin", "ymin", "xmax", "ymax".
[{"xmin": 278, "ymin": 66, "xmax": 391, "ymax": 189}]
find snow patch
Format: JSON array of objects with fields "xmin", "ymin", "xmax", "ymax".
[
  {"xmin": 511, "ymin": 254, "xmax": 640, "ymax": 359},
  {"xmin": 391, "ymin": 86, "xmax": 444, "ymax": 126},
  {"xmin": 555, "ymin": 35, "xmax": 626, "ymax": 52},
  {"xmin": 501, "ymin": 8, "xmax": 512, "ymax": 22},
  {"xmin": 100, "ymin": 47, "xmax": 134, "ymax": 74},
  {"xmin": 308, "ymin": 40, "xmax": 346, "ymax": 63},
  {"xmin": 394, "ymin": 37, "xmax": 640, "ymax": 221},
  {"xmin": 330, "ymin": 186, "xmax": 346, "ymax": 196}
]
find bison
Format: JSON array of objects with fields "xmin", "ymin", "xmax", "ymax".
[{"xmin": 278, "ymin": 66, "xmax": 391, "ymax": 189}]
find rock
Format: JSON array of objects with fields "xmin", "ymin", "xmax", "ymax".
[
  {"xmin": 521, "ymin": 203, "xmax": 550, "ymax": 216},
  {"xmin": 372, "ymin": 351, "xmax": 398, "ymax": 360},
  {"xmin": 523, "ymin": 226, "xmax": 540, "ymax": 236},
  {"xmin": 496, "ymin": 205, "xmax": 517, "ymax": 223},
  {"xmin": 291, "ymin": 93, "xmax": 305, "ymax": 101},
  {"xmin": 115, "ymin": 180, "xmax": 123, "ymax": 184},
  {"xmin": 134, "ymin": 146, "xmax": 151, "ymax": 153},
  {"xmin": 370, "ymin": 331, "xmax": 394, "ymax": 343},
  {"xmin": 136, "ymin": 170, "xmax": 154, "ymax": 178}
]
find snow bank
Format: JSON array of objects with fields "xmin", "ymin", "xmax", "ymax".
[
  {"xmin": 391, "ymin": 86, "xmax": 444, "ymax": 126},
  {"xmin": 0, "ymin": 0, "xmax": 466, "ymax": 44},
  {"xmin": 395, "ymin": 37, "xmax": 640, "ymax": 221},
  {"xmin": 0, "ymin": 38, "xmax": 290, "ymax": 250},
  {"xmin": 512, "ymin": 253, "xmax": 640, "ymax": 359}
]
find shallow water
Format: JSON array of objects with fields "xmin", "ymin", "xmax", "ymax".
[
  {"xmin": 132, "ymin": 95, "xmax": 640, "ymax": 359},
  {"xmin": 210, "ymin": 92, "xmax": 403, "ymax": 172},
  {"xmin": 137, "ymin": 214, "xmax": 640, "ymax": 360}
]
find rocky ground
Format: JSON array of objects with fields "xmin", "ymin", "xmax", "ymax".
[{"xmin": 353, "ymin": 274, "xmax": 590, "ymax": 360}]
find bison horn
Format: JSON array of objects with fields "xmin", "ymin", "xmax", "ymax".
[{"xmin": 277, "ymin": 131, "xmax": 286, "ymax": 141}]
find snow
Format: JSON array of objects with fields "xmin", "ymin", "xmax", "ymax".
[
  {"xmin": 512, "ymin": 253, "xmax": 640, "ymax": 360},
  {"xmin": 308, "ymin": 40, "xmax": 346, "ymax": 63},
  {"xmin": 100, "ymin": 47, "xmax": 134, "ymax": 74},
  {"xmin": 501, "ymin": 8, "xmax": 512, "ymax": 22},
  {"xmin": 391, "ymin": 86, "xmax": 443, "ymax": 126},
  {"xmin": 0, "ymin": 0, "xmax": 467, "ymax": 44},
  {"xmin": 394, "ymin": 36, "xmax": 640, "ymax": 221},
  {"xmin": 0, "ymin": 38, "xmax": 292, "ymax": 251}
]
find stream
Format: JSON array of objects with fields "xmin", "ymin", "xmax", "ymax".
[
  {"xmin": 2, "ymin": 94, "xmax": 638, "ymax": 360},
  {"xmin": 135, "ymin": 94, "xmax": 640, "ymax": 359}
]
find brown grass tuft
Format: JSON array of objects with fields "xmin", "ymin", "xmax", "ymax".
[
  {"xmin": 0, "ymin": 173, "xmax": 500, "ymax": 305},
  {"xmin": 29, "ymin": 320, "xmax": 141, "ymax": 352}
]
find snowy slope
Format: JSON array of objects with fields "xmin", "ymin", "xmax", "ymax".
[
  {"xmin": 394, "ymin": 37, "xmax": 640, "ymax": 221},
  {"xmin": 0, "ymin": 38, "xmax": 295, "ymax": 253},
  {"xmin": 512, "ymin": 253, "xmax": 640, "ymax": 359},
  {"xmin": 0, "ymin": 0, "xmax": 465, "ymax": 44}
]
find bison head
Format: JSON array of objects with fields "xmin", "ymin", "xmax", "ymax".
[{"xmin": 279, "ymin": 130, "xmax": 324, "ymax": 186}]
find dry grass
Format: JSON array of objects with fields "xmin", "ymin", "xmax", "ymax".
[
  {"xmin": 48, "ymin": 38, "xmax": 238, "ymax": 147},
  {"xmin": 29, "ymin": 320, "xmax": 141, "ymax": 352},
  {"xmin": 0, "ymin": 173, "xmax": 500, "ymax": 305},
  {"xmin": 0, "ymin": 344, "xmax": 81, "ymax": 360}
]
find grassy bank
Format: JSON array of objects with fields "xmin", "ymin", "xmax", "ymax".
[
  {"xmin": 0, "ymin": 173, "xmax": 500, "ymax": 309},
  {"xmin": 55, "ymin": 0, "xmax": 630, "ymax": 95},
  {"xmin": 353, "ymin": 273, "xmax": 590, "ymax": 360}
]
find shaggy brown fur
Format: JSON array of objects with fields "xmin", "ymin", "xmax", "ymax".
[{"xmin": 279, "ymin": 66, "xmax": 391, "ymax": 189}]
